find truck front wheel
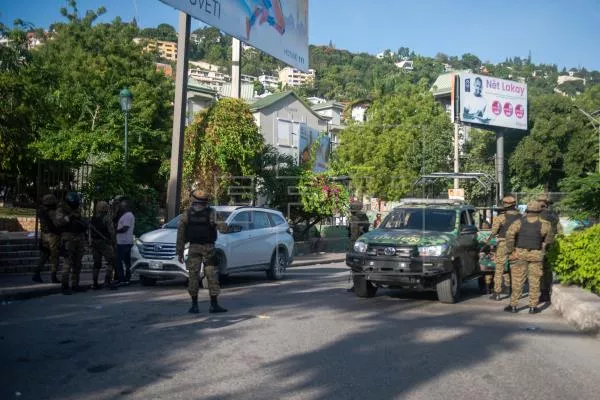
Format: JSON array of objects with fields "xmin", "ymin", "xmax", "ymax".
[
  {"xmin": 354, "ymin": 275, "xmax": 378, "ymax": 298},
  {"xmin": 436, "ymin": 268, "xmax": 460, "ymax": 303}
]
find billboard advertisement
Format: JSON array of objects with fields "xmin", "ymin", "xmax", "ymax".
[
  {"xmin": 160, "ymin": 0, "xmax": 309, "ymax": 71},
  {"xmin": 458, "ymin": 73, "xmax": 527, "ymax": 130}
]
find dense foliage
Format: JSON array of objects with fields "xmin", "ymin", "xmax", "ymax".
[{"xmin": 548, "ymin": 224, "xmax": 600, "ymax": 294}]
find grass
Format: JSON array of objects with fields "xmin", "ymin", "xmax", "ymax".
[{"xmin": 0, "ymin": 207, "xmax": 36, "ymax": 217}]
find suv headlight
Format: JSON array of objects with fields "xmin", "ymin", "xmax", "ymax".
[
  {"xmin": 353, "ymin": 241, "xmax": 368, "ymax": 253},
  {"xmin": 135, "ymin": 239, "xmax": 143, "ymax": 251},
  {"xmin": 418, "ymin": 244, "xmax": 448, "ymax": 257}
]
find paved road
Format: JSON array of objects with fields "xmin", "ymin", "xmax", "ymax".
[{"xmin": 1, "ymin": 263, "xmax": 599, "ymax": 400}]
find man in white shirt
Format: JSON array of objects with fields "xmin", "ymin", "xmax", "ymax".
[
  {"xmin": 115, "ymin": 199, "xmax": 135, "ymax": 283},
  {"xmin": 462, "ymin": 77, "xmax": 491, "ymax": 124}
]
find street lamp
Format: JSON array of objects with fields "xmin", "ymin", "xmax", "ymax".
[
  {"xmin": 119, "ymin": 88, "xmax": 133, "ymax": 165},
  {"xmin": 574, "ymin": 106, "xmax": 600, "ymax": 173}
]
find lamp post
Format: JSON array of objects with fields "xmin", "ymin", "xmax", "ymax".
[
  {"xmin": 119, "ymin": 88, "xmax": 133, "ymax": 165},
  {"xmin": 574, "ymin": 106, "xmax": 600, "ymax": 173}
]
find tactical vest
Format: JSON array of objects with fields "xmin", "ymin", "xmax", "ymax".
[
  {"xmin": 64, "ymin": 208, "xmax": 87, "ymax": 234},
  {"xmin": 39, "ymin": 207, "xmax": 61, "ymax": 235},
  {"xmin": 516, "ymin": 218, "xmax": 543, "ymax": 250},
  {"xmin": 186, "ymin": 207, "xmax": 216, "ymax": 244},
  {"xmin": 90, "ymin": 215, "xmax": 110, "ymax": 240},
  {"xmin": 498, "ymin": 212, "xmax": 520, "ymax": 238}
]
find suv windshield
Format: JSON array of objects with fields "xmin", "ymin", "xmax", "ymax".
[
  {"xmin": 380, "ymin": 208, "xmax": 457, "ymax": 232},
  {"xmin": 164, "ymin": 211, "xmax": 232, "ymax": 229}
]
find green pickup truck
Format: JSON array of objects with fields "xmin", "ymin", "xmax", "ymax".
[{"xmin": 346, "ymin": 199, "xmax": 485, "ymax": 303}]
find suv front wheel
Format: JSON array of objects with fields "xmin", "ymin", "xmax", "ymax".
[
  {"xmin": 267, "ymin": 248, "xmax": 288, "ymax": 280},
  {"xmin": 436, "ymin": 265, "xmax": 460, "ymax": 303}
]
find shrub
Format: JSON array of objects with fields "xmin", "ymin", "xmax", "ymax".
[{"xmin": 547, "ymin": 224, "xmax": 600, "ymax": 294}]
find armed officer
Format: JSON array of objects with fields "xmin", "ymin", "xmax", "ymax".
[
  {"xmin": 537, "ymin": 193, "xmax": 561, "ymax": 303},
  {"xmin": 487, "ymin": 195, "xmax": 520, "ymax": 301},
  {"xmin": 176, "ymin": 190, "xmax": 227, "ymax": 314},
  {"xmin": 54, "ymin": 192, "xmax": 88, "ymax": 295},
  {"xmin": 347, "ymin": 199, "xmax": 370, "ymax": 292},
  {"xmin": 32, "ymin": 194, "xmax": 61, "ymax": 284},
  {"xmin": 504, "ymin": 201, "xmax": 553, "ymax": 314},
  {"xmin": 90, "ymin": 201, "xmax": 117, "ymax": 290}
]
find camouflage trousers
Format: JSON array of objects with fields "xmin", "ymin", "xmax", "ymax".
[
  {"xmin": 36, "ymin": 233, "xmax": 60, "ymax": 274},
  {"xmin": 187, "ymin": 244, "xmax": 220, "ymax": 297},
  {"xmin": 493, "ymin": 240, "xmax": 511, "ymax": 294},
  {"xmin": 92, "ymin": 239, "xmax": 115, "ymax": 284},
  {"xmin": 510, "ymin": 257, "xmax": 543, "ymax": 308},
  {"xmin": 62, "ymin": 234, "xmax": 85, "ymax": 287}
]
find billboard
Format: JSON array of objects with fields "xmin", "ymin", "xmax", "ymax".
[
  {"xmin": 458, "ymin": 73, "xmax": 527, "ymax": 130},
  {"xmin": 160, "ymin": 0, "xmax": 309, "ymax": 71}
]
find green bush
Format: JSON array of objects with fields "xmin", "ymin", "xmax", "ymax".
[{"xmin": 548, "ymin": 224, "xmax": 600, "ymax": 294}]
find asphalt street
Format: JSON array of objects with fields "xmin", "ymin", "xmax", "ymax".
[{"xmin": 1, "ymin": 262, "xmax": 599, "ymax": 400}]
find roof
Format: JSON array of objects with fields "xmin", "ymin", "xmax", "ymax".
[
  {"xmin": 218, "ymin": 82, "xmax": 255, "ymax": 101},
  {"xmin": 311, "ymin": 100, "xmax": 344, "ymax": 111},
  {"xmin": 249, "ymin": 91, "xmax": 328, "ymax": 121}
]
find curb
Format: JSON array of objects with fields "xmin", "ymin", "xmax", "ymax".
[
  {"xmin": 290, "ymin": 256, "xmax": 345, "ymax": 268},
  {"xmin": 0, "ymin": 280, "xmax": 140, "ymax": 302},
  {"xmin": 552, "ymin": 283, "xmax": 600, "ymax": 340}
]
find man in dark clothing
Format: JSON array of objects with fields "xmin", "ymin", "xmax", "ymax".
[
  {"xmin": 90, "ymin": 201, "xmax": 117, "ymax": 290},
  {"xmin": 347, "ymin": 200, "xmax": 370, "ymax": 292},
  {"xmin": 176, "ymin": 190, "xmax": 227, "ymax": 314},
  {"xmin": 537, "ymin": 194, "xmax": 561, "ymax": 303}
]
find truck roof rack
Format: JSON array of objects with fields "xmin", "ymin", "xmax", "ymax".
[{"xmin": 398, "ymin": 198, "xmax": 466, "ymax": 206}]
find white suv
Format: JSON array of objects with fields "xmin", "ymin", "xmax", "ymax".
[{"xmin": 130, "ymin": 206, "xmax": 295, "ymax": 286}]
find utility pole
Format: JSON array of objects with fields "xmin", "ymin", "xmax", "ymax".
[
  {"xmin": 574, "ymin": 106, "xmax": 600, "ymax": 173},
  {"xmin": 231, "ymin": 38, "xmax": 242, "ymax": 99},
  {"xmin": 166, "ymin": 12, "xmax": 191, "ymax": 221},
  {"xmin": 453, "ymin": 122, "xmax": 460, "ymax": 189},
  {"xmin": 496, "ymin": 130, "xmax": 504, "ymax": 200}
]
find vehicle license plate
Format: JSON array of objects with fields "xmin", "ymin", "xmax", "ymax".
[{"xmin": 149, "ymin": 261, "xmax": 162, "ymax": 270}]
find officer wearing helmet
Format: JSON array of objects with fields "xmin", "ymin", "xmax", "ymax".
[
  {"xmin": 90, "ymin": 201, "xmax": 117, "ymax": 290},
  {"xmin": 537, "ymin": 193, "xmax": 561, "ymax": 303},
  {"xmin": 32, "ymin": 194, "xmax": 62, "ymax": 284},
  {"xmin": 54, "ymin": 192, "xmax": 88, "ymax": 295},
  {"xmin": 486, "ymin": 195, "xmax": 520, "ymax": 301},
  {"xmin": 176, "ymin": 190, "xmax": 227, "ymax": 314},
  {"xmin": 504, "ymin": 201, "xmax": 553, "ymax": 314},
  {"xmin": 346, "ymin": 199, "xmax": 369, "ymax": 292}
]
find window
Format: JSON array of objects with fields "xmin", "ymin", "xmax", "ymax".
[
  {"xmin": 267, "ymin": 212, "xmax": 286, "ymax": 226},
  {"xmin": 252, "ymin": 212, "xmax": 272, "ymax": 230},
  {"xmin": 460, "ymin": 210, "xmax": 471, "ymax": 226},
  {"xmin": 231, "ymin": 211, "xmax": 251, "ymax": 231},
  {"xmin": 380, "ymin": 208, "xmax": 456, "ymax": 232}
]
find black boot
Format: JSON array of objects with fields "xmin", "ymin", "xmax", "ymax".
[
  {"xmin": 504, "ymin": 305, "xmax": 518, "ymax": 313},
  {"xmin": 529, "ymin": 307, "xmax": 541, "ymax": 314},
  {"xmin": 539, "ymin": 291, "xmax": 551, "ymax": 303},
  {"xmin": 489, "ymin": 293, "xmax": 501, "ymax": 301},
  {"xmin": 51, "ymin": 272, "xmax": 60, "ymax": 283},
  {"xmin": 32, "ymin": 272, "xmax": 43, "ymax": 283},
  {"xmin": 188, "ymin": 296, "xmax": 199, "ymax": 314},
  {"xmin": 62, "ymin": 283, "xmax": 73, "ymax": 295},
  {"xmin": 209, "ymin": 296, "xmax": 227, "ymax": 313}
]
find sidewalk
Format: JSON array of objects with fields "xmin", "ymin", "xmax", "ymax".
[{"xmin": 0, "ymin": 252, "xmax": 346, "ymax": 302}]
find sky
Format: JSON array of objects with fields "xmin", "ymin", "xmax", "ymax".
[{"xmin": 1, "ymin": 0, "xmax": 599, "ymax": 70}]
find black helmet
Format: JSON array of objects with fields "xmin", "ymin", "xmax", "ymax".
[{"xmin": 65, "ymin": 192, "xmax": 81, "ymax": 208}]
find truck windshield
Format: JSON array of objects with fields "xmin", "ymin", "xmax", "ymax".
[
  {"xmin": 164, "ymin": 212, "xmax": 232, "ymax": 229},
  {"xmin": 380, "ymin": 208, "xmax": 457, "ymax": 232}
]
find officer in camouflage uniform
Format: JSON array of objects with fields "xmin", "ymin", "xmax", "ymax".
[
  {"xmin": 538, "ymin": 193, "xmax": 561, "ymax": 303},
  {"xmin": 346, "ymin": 199, "xmax": 370, "ymax": 292},
  {"xmin": 32, "ymin": 194, "xmax": 61, "ymax": 284},
  {"xmin": 176, "ymin": 190, "xmax": 227, "ymax": 314},
  {"xmin": 487, "ymin": 195, "xmax": 520, "ymax": 301},
  {"xmin": 54, "ymin": 192, "xmax": 88, "ymax": 295},
  {"xmin": 504, "ymin": 201, "xmax": 553, "ymax": 314},
  {"xmin": 90, "ymin": 201, "xmax": 117, "ymax": 290}
]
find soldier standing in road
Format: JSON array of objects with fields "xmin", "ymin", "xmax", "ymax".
[
  {"xmin": 487, "ymin": 195, "xmax": 520, "ymax": 301},
  {"xmin": 176, "ymin": 190, "xmax": 227, "ymax": 314},
  {"xmin": 347, "ymin": 199, "xmax": 370, "ymax": 292},
  {"xmin": 32, "ymin": 194, "xmax": 62, "ymax": 284},
  {"xmin": 538, "ymin": 193, "xmax": 561, "ymax": 303},
  {"xmin": 54, "ymin": 192, "xmax": 88, "ymax": 295},
  {"xmin": 90, "ymin": 201, "xmax": 117, "ymax": 290},
  {"xmin": 504, "ymin": 201, "xmax": 553, "ymax": 314}
]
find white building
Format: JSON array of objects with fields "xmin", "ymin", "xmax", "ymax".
[
  {"xmin": 395, "ymin": 60, "xmax": 414, "ymax": 70},
  {"xmin": 278, "ymin": 67, "xmax": 315, "ymax": 88},
  {"xmin": 306, "ymin": 96, "xmax": 327, "ymax": 105},
  {"xmin": 557, "ymin": 73, "xmax": 586, "ymax": 86},
  {"xmin": 241, "ymin": 74, "xmax": 257, "ymax": 83},
  {"xmin": 188, "ymin": 68, "xmax": 231, "ymax": 90},
  {"xmin": 258, "ymin": 74, "xmax": 278, "ymax": 90},
  {"xmin": 350, "ymin": 100, "xmax": 371, "ymax": 123}
]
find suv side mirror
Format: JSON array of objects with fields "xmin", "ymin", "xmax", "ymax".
[
  {"xmin": 227, "ymin": 224, "xmax": 243, "ymax": 234},
  {"xmin": 460, "ymin": 225, "xmax": 478, "ymax": 235}
]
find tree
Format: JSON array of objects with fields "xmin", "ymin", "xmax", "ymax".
[
  {"xmin": 139, "ymin": 23, "xmax": 177, "ymax": 42},
  {"xmin": 26, "ymin": 2, "xmax": 174, "ymax": 196},
  {"xmin": 462, "ymin": 128, "xmax": 496, "ymax": 204},
  {"xmin": 183, "ymin": 98, "xmax": 264, "ymax": 204},
  {"xmin": 333, "ymin": 83, "xmax": 453, "ymax": 200},
  {"xmin": 558, "ymin": 173, "xmax": 600, "ymax": 219}
]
